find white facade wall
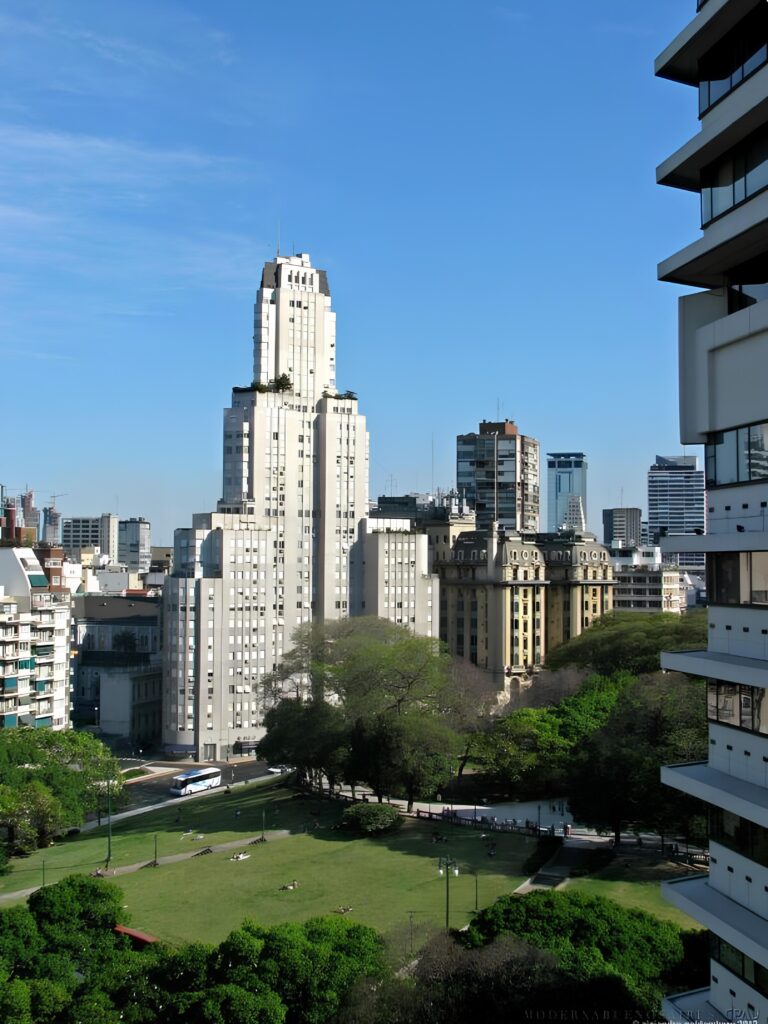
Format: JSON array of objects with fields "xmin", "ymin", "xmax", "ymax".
[
  {"xmin": 162, "ymin": 254, "xmax": 369, "ymax": 758},
  {"xmin": 658, "ymin": 3, "xmax": 768, "ymax": 1014},
  {"xmin": 0, "ymin": 551, "xmax": 70, "ymax": 731},
  {"xmin": 361, "ymin": 521, "xmax": 438, "ymax": 637}
]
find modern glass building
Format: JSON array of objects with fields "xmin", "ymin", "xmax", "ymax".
[
  {"xmin": 647, "ymin": 454, "xmax": 706, "ymax": 571},
  {"xmin": 657, "ymin": 1, "xmax": 768, "ymax": 1020},
  {"xmin": 546, "ymin": 452, "xmax": 587, "ymax": 533}
]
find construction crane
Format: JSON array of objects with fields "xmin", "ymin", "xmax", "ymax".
[{"xmin": 49, "ymin": 493, "xmax": 67, "ymax": 508}]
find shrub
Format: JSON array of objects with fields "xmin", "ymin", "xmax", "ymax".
[{"xmin": 342, "ymin": 803, "xmax": 401, "ymax": 834}]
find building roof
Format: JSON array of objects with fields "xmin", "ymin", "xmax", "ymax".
[{"xmin": 73, "ymin": 594, "xmax": 159, "ymax": 624}]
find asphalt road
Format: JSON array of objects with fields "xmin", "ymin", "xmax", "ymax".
[{"xmin": 118, "ymin": 758, "xmax": 272, "ymax": 810}]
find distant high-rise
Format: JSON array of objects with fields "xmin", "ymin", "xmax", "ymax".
[
  {"xmin": 602, "ymin": 507, "xmax": 642, "ymax": 549},
  {"xmin": 547, "ymin": 452, "xmax": 588, "ymax": 532},
  {"xmin": 118, "ymin": 518, "xmax": 151, "ymax": 573},
  {"xmin": 647, "ymin": 455, "xmax": 705, "ymax": 570},
  {"xmin": 163, "ymin": 253, "xmax": 369, "ymax": 759},
  {"xmin": 457, "ymin": 420, "xmax": 539, "ymax": 535},
  {"xmin": 62, "ymin": 514, "xmax": 118, "ymax": 563}
]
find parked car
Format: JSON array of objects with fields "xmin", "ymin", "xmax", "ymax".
[{"xmin": 267, "ymin": 764, "xmax": 295, "ymax": 775}]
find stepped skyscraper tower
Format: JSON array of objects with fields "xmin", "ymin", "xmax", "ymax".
[{"xmin": 163, "ymin": 253, "xmax": 369, "ymax": 759}]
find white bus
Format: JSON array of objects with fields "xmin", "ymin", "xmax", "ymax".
[{"xmin": 169, "ymin": 767, "xmax": 223, "ymax": 797}]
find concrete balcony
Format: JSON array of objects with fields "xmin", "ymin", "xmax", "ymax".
[
  {"xmin": 658, "ymin": 64, "xmax": 768, "ymax": 191},
  {"xmin": 661, "ymin": 530, "xmax": 768, "ymax": 553},
  {"xmin": 662, "ymin": 761, "xmax": 768, "ymax": 828},
  {"xmin": 663, "ymin": 875, "xmax": 768, "ymax": 965},
  {"xmin": 658, "ymin": 188, "xmax": 768, "ymax": 287},
  {"xmin": 655, "ymin": 0, "xmax": 761, "ymax": 85},
  {"xmin": 661, "ymin": 987, "xmax": 729, "ymax": 1023},
  {"xmin": 661, "ymin": 648, "xmax": 768, "ymax": 688}
]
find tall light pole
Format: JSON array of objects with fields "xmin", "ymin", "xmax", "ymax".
[
  {"xmin": 438, "ymin": 857, "xmax": 459, "ymax": 931},
  {"xmin": 106, "ymin": 778, "xmax": 113, "ymax": 867}
]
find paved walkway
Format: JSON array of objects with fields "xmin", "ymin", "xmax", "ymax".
[{"xmin": 514, "ymin": 833, "xmax": 612, "ymax": 894}]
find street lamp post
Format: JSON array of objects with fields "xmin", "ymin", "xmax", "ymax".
[
  {"xmin": 473, "ymin": 870, "xmax": 479, "ymax": 912},
  {"xmin": 106, "ymin": 778, "xmax": 113, "ymax": 867},
  {"xmin": 437, "ymin": 857, "xmax": 459, "ymax": 931},
  {"xmin": 94, "ymin": 704, "xmax": 99, "ymax": 730}
]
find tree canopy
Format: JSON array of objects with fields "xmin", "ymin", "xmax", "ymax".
[
  {"xmin": 0, "ymin": 876, "xmax": 387, "ymax": 1024},
  {"xmin": 545, "ymin": 611, "xmax": 707, "ymax": 676},
  {"xmin": 567, "ymin": 672, "xmax": 707, "ymax": 843},
  {"xmin": 0, "ymin": 730, "xmax": 121, "ymax": 855},
  {"xmin": 258, "ymin": 619, "xmax": 469, "ymax": 806}
]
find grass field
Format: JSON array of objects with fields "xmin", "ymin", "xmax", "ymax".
[
  {"xmin": 0, "ymin": 781, "xmax": 540, "ymax": 943},
  {"xmin": 1, "ymin": 782, "xmax": 704, "ymax": 944},
  {"xmin": 567, "ymin": 850, "xmax": 703, "ymax": 929}
]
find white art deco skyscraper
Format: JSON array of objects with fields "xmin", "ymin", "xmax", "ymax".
[{"xmin": 163, "ymin": 253, "xmax": 369, "ymax": 759}]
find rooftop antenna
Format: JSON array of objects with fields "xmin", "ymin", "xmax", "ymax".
[
  {"xmin": 277, "ymin": 219, "xmax": 281, "ymax": 257},
  {"xmin": 431, "ymin": 434, "xmax": 435, "ymax": 495}
]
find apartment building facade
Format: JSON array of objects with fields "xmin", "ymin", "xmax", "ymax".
[{"xmin": 656, "ymin": 2, "xmax": 768, "ymax": 1019}]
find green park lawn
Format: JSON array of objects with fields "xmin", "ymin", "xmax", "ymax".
[
  {"xmin": 567, "ymin": 851, "xmax": 703, "ymax": 929},
  {"xmin": 0, "ymin": 780, "xmax": 540, "ymax": 944}
]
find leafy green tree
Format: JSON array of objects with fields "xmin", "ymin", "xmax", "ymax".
[
  {"xmin": 0, "ymin": 975, "xmax": 33, "ymax": 1024},
  {"xmin": 476, "ymin": 708, "xmax": 567, "ymax": 793},
  {"xmin": 257, "ymin": 700, "xmax": 351, "ymax": 793},
  {"xmin": 27, "ymin": 875, "xmax": 128, "ymax": 975},
  {"xmin": 329, "ymin": 622, "xmax": 453, "ymax": 718},
  {"xmin": 546, "ymin": 611, "xmax": 707, "ymax": 676},
  {"xmin": 341, "ymin": 803, "xmax": 401, "ymax": 834},
  {"xmin": 0, "ymin": 905, "xmax": 43, "ymax": 978},
  {"xmin": 568, "ymin": 673, "xmax": 707, "ymax": 843},
  {"xmin": 244, "ymin": 916, "xmax": 385, "ymax": 1024},
  {"xmin": 464, "ymin": 889, "xmax": 684, "ymax": 1015},
  {"xmin": 476, "ymin": 672, "xmax": 634, "ymax": 797},
  {"xmin": 0, "ymin": 729, "xmax": 122, "ymax": 850}
]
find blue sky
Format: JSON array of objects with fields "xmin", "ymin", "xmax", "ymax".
[{"xmin": 1, "ymin": 1, "xmax": 699, "ymax": 543}]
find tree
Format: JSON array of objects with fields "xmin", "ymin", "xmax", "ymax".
[
  {"xmin": 567, "ymin": 673, "xmax": 707, "ymax": 844},
  {"xmin": 464, "ymin": 889, "xmax": 685, "ymax": 1015},
  {"xmin": 0, "ymin": 729, "xmax": 122, "ymax": 848},
  {"xmin": 242, "ymin": 916, "xmax": 385, "ymax": 1024},
  {"xmin": 0, "ymin": 906, "xmax": 42, "ymax": 979},
  {"xmin": 545, "ymin": 611, "xmax": 707, "ymax": 676},
  {"xmin": 342, "ymin": 803, "xmax": 401, "ymax": 834},
  {"xmin": 27, "ymin": 875, "xmax": 128, "ymax": 974},
  {"xmin": 112, "ymin": 630, "xmax": 137, "ymax": 653},
  {"xmin": 475, "ymin": 672, "xmax": 635, "ymax": 797},
  {"xmin": 257, "ymin": 700, "xmax": 351, "ymax": 793},
  {"xmin": 329, "ymin": 622, "xmax": 454, "ymax": 718}
]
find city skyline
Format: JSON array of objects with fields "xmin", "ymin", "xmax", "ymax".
[{"xmin": 0, "ymin": 2, "xmax": 698, "ymax": 542}]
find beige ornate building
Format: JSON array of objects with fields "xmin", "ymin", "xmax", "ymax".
[{"xmin": 436, "ymin": 528, "xmax": 613, "ymax": 692}]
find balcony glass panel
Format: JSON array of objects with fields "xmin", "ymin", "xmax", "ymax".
[
  {"xmin": 709, "ymin": 681, "xmax": 768, "ymax": 736},
  {"xmin": 701, "ymin": 130, "xmax": 768, "ymax": 226},
  {"xmin": 698, "ymin": 7, "xmax": 768, "ymax": 116},
  {"xmin": 706, "ymin": 418, "xmax": 768, "ymax": 486}
]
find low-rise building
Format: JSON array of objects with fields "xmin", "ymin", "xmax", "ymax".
[
  {"xmin": 610, "ymin": 545, "xmax": 688, "ymax": 615},
  {"xmin": 71, "ymin": 594, "xmax": 161, "ymax": 746},
  {"xmin": 0, "ymin": 548, "xmax": 71, "ymax": 730}
]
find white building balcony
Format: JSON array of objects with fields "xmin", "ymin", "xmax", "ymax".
[
  {"xmin": 662, "ymin": 647, "xmax": 768, "ymax": 687},
  {"xmin": 658, "ymin": 188, "xmax": 768, "ymax": 287},
  {"xmin": 662, "ymin": 987, "xmax": 730, "ymax": 1024},
  {"xmin": 663, "ymin": 875, "xmax": 768, "ymax": 966},
  {"xmin": 655, "ymin": 0, "xmax": 756, "ymax": 86},
  {"xmin": 658, "ymin": 63, "xmax": 768, "ymax": 191},
  {"xmin": 661, "ymin": 530, "xmax": 768, "ymax": 553},
  {"xmin": 662, "ymin": 761, "xmax": 768, "ymax": 828}
]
